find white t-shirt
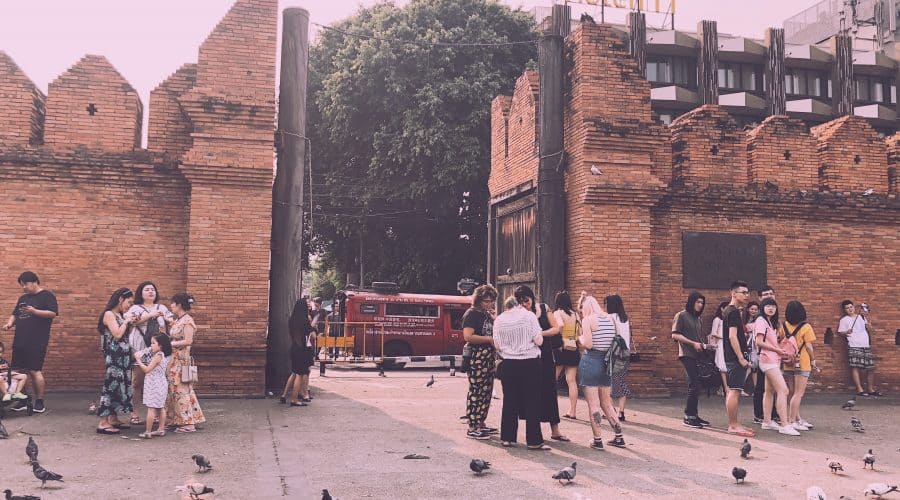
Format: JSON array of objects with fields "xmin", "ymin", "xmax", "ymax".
[
  {"xmin": 492, "ymin": 306, "xmax": 542, "ymax": 359},
  {"xmin": 611, "ymin": 313, "xmax": 631, "ymax": 349},
  {"xmin": 839, "ymin": 314, "xmax": 869, "ymax": 348}
]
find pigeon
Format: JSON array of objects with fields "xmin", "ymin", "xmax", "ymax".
[
  {"xmin": 864, "ymin": 449, "xmax": 876, "ymax": 470},
  {"xmin": 807, "ymin": 486, "xmax": 827, "ymax": 500},
  {"xmin": 842, "ymin": 399, "xmax": 857, "ymax": 410},
  {"xmin": 732, "ymin": 467, "xmax": 747, "ymax": 484},
  {"xmin": 191, "ymin": 454, "xmax": 212, "ymax": 473},
  {"xmin": 4, "ymin": 490, "xmax": 41, "ymax": 500},
  {"xmin": 862, "ymin": 188, "xmax": 875, "ymax": 196},
  {"xmin": 322, "ymin": 489, "xmax": 333, "ymax": 500},
  {"xmin": 580, "ymin": 13, "xmax": 596, "ymax": 24},
  {"xmin": 31, "ymin": 462, "xmax": 63, "ymax": 487},
  {"xmin": 175, "ymin": 483, "xmax": 214, "ymax": 499},
  {"xmin": 826, "ymin": 458, "xmax": 844, "ymax": 474},
  {"xmin": 851, "ymin": 416, "xmax": 865, "ymax": 433},
  {"xmin": 26, "ymin": 436, "xmax": 38, "ymax": 463},
  {"xmin": 552, "ymin": 462, "xmax": 577, "ymax": 484},
  {"xmin": 426, "ymin": 375, "xmax": 435, "ymax": 388},
  {"xmin": 740, "ymin": 438, "xmax": 751, "ymax": 459},
  {"xmin": 470, "ymin": 459, "xmax": 491, "ymax": 475},
  {"xmin": 0, "ymin": 419, "xmax": 8, "ymax": 439},
  {"xmin": 863, "ymin": 483, "xmax": 898, "ymax": 498},
  {"xmin": 590, "ymin": 166, "xmax": 603, "ymax": 176}
]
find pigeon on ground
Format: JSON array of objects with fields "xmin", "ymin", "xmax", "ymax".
[
  {"xmin": 470, "ymin": 459, "xmax": 491, "ymax": 475},
  {"xmin": 322, "ymin": 489, "xmax": 333, "ymax": 500},
  {"xmin": 175, "ymin": 483, "xmax": 214, "ymax": 499},
  {"xmin": 26, "ymin": 436, "xmax": 38, "ymax": 463},
  {"xmin": 842, "ymin": 399, "xmax": 857, "ymax": 410},
  {"xmin": 4, "ymin": 490, "xmax": 41, "ymax": 500},
  {"xmin": 807, "ymin": 486, "xmax": 827, "ymax": 500},
  {"xmin": 426, "ymin": 375, "xmax": 435, "ymax": 388},
  {"xmin": 30, "ymin": 462, "xmax": 63, "ymax": 488},
  {"xmin": 863, "ymin": 483, "xmax": 898, "ymax": 498},
  {"xmin": 740, "ymin": 438, "xmax": 751, "ymax": 459},
  {"xmin": 826, "ymin": 458, "xmax": 844, "ymax": 474},
  {"xmin": 864, "ymin": 450, "xmax": 876, "ymax": 470},
  {"xmin": 552, "ymin": 462, "xmax": 577, "ymax": 484},
  {"xmin": 732, "ymin": 467, "xmax": 747, "ymax": 484},
  {"xmin": 851, "ymin": 416, "xmax": 865, "ymax": 433},
  {"xmin": 191, "ymin": 454, "xmax": 212, "ymax": 473},
  {"xmin": 0, "ymin": 419, "xmax": 8, "ymax": 439}
]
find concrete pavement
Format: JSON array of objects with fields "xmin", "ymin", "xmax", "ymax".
[{"xmin": 1, "ymin": 366, "xmax": 898, "ymax": 499}]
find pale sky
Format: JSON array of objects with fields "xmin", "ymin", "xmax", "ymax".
[{"xmin": 0, "ymin": 0, "xmax": 821, "ymax": 112}]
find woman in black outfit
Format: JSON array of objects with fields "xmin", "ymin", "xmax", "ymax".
[
  {"xmin": 284, "ymin": 299, "xmax": 315, "ymax": 407},
  {"xmin": 519, "ymin": 287, "xmax": 569, "ymax": 442}
]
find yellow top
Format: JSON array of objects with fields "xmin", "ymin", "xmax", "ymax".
[
  {"xmin": 560, "ymin": 324, "xmax": 577, "ymax": 340},
  {"xmin": 783, "ymin": 321, "xmax": 816, "ymax": 372}
]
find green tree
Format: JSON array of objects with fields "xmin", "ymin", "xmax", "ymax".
[{"xmin": 307, "ymin": 0, "xmax": 536, "ymax": 293}]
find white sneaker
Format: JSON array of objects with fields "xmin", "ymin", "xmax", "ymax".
[
  {"xmin": 779, "ymin": 425, "xmax": 801, "ymax": 436},
  {"xmin": 761, "ymin": 421, "xmax": 780, "ymax": 430},
  {"xmin": 798, "ymin": 419, "xmax": 814, "ymax": 429},
  {"xmin": 792, "ymin": 422, "xmax": 810, "ymax": 431}
]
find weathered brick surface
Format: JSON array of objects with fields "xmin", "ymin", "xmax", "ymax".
[
  {"xmin": 43, "ymin": 55, "xmax": 142, "ymax": 153},
  {"xmin": 0, "ymin": 51, "xmax": 45, "ymax": 147},
  {"xmin": 489, "ymin": 71, "xmax": 539, "ymax": 196},
  {"xmin": 0, "ymin": 0, "xmax": 277, "ymax": 395},
  {"xmin": 812, "ymin": 115, "xmax": 889, "ymax": 194},
  {"xmin": 491, "ymin": 22, "xmax": 900, "ymax": 395}
]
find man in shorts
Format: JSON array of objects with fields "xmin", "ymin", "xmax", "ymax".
[
  {"xmin": 3, "ymin": 271, "xmax": 58, "ymax": 413},
  {"xmin": 723, "ymin": 280, "xmax": 753, "ymax": 437},
  {"xmin": 838, "ymin": 300, "xmax": 880, "ymax": 396}
]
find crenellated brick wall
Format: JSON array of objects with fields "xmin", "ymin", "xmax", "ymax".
[
  {"xmin": 491, "ymin": 22, "xmax": 900, "ymax": 395},
  {"xmin": 0, "ymin": 0, "xmax": 277, "ymax": 395}
]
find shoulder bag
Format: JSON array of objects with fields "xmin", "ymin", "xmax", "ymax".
[{"xmin": 181, "ymin": 356, "xmax": 199, "ymax": 384}]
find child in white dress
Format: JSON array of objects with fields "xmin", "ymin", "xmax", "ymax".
[{"xmin": 133, "ymin": 334, "xmax": 171, "ymax": 438}]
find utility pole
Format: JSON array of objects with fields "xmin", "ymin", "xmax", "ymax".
[{"xmin": 269, "ymin": 7, "xmax": 309, "ymax": 392}]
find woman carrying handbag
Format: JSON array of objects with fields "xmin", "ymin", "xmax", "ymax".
[{"xmin": 166, "ymin": 292, "xmax": 205, "ymax": 433}]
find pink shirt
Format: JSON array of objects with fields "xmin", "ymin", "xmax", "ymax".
[{"xmin": 754, "ymin": 316, "xmax": 780, "ymax": 365}]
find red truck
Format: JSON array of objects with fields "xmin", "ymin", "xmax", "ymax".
[{"xmin": 331, "ymin": 284, "xmax": 472, "ymax": 360}]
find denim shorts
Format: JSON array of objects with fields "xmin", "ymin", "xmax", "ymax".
[
  {"xmin": 784, "ymin": 369, "xmax": 811, "ymax": 378},
  {"xmin": 578, "ymin": 350, "xmax": 610, "ymax": 387}
]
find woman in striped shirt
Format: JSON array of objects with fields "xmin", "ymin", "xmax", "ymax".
[{"xmin": 578, "ymin": 295, "xmax": 626, "ymax": 449}]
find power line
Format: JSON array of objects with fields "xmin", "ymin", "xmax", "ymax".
[{"xmin": 312, "ymin": 22, "xmax": 540, "ymax": 48}]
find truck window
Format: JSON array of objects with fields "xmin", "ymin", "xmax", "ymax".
[
  {"xmin": 448, "ymin": 308, "xmax": 465, "ymax": 330},
  {"xmin": 385, "ymin": 304, "xmax": 439, "ymax": 317}
]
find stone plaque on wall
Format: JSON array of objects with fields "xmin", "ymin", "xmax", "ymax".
[{"xmin": 682, "ymin": 232, "xmax": 767, "ymax": 290}]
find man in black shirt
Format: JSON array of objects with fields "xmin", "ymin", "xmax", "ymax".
[
  {"xmin": 723, "ymin": 280, "xmax": 752, "ymax": 436},
  {"xmin": 3, "ymin": 271, "xmax": 58, "ymax": 413}
]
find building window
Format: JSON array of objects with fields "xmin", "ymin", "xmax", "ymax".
[
  {"xmin": 856, "ymin": 75, "xmax": 894, "ymax": 104},
  {"xmin": 785, "ymin": 68, "xmax": 831, "ymax": 98},
  {"xmin": 646, "ymin": 56, "xmax": 697, "ymax": 88},
  {"xmin": 718, "ymin": 62, "xmax": 763, "ymax": 92}
]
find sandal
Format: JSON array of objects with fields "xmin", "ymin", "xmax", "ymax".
[
  {"xmin": 110, "ymin": 422, "xmax": 131, "ymax": 430},
  {"xmin": 150, "ymin": 430, "xmax": 166, "ymax": 437},
  {"xmin": 858, "ymin": 391, "xmax": 871, "ymax": 397},
  {"xmin": 174, "ymin": 426, "xmax": 197, "ymax": 433},
  {"xmin": 130, "ymin": 416, "xmax": 143, "ymax": 425},
  {"xmin": 870, "ymin": 391, "xmax": 882, "ymax": 397},
  {"xmin": 96, "ymin": 427, "xmax": 120, "ymax": 434},
  {"xmin": 501, "ymin": 441, "xmax": 515, "ymax": 447},
  {"xmin": 727, "ymin": 429, "xmax": 756, "ymax": 438},
  {"xmin": 562, "ymin": 414, "xmax": 577, "ymax": 420},
  {"xmin": 138, "ymin": 432, "xmax": 153, "ymax": 439},
  {"xmin": 550, "ymin": 435, "xmax": 571, "ymax": 442},
  {"xmin": 527, "ymin": 444, "xmax": 552, "ymax": 451}
]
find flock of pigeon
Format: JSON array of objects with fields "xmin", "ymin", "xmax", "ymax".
[{"xmin": 0, "ymin": 432, "xmax": 216, "ymax": 499}]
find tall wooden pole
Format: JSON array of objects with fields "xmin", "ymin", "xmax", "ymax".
[
  {"xmin": 765, "ymin": 28, "xmax": 786, "ymax": 116},
  {"xmin": 269, "ymin": 7, "xmax": 309, "ymax": 391},
  {"xmin": 697, "ymin": 20, "xmax": 719, "ymax": 105},
  {"xmin": 537, "ymin": 30, "xmax": 565, "ymax": 305},
  {"xmin": 833, "ymin": 33, "xmax": 854, "ymax": 116},
  {"xmin": 628, "ymin": 11, "xmax": 647, "ymax": 78}
]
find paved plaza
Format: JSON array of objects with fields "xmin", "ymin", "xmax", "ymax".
[{"xmin": 1, "ymin": 365, "xmax": 898, "ymax": 499}]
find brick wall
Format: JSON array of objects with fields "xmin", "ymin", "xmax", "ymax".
[
  {"xmin": 490, "ymin": 22, "xmax": 900, "ymax": 395},
  {"xmin": 0, "ymin": 51, "xmax": 45, "ymax": 147},
  {"xmin": 0, "ymin": 0, "xmax": 277, "ymax": 395},
  {"xmin": 489, "ymin": 71, "xmax": 539, "ymax": 196}
]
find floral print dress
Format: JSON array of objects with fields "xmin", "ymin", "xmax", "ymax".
[
  {"xmin": 97, "ymin": 314, "xmax": 133, "ymax": 417},
  {"xmin": 166, "ymin": 314, "xmax": 205, "ymax": 426}
]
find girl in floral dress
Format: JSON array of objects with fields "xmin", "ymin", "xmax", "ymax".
[
  {"xmin": 96, "ymin": 287, "xmax": 135, "ymax": 434},
  {"xmin": 134, "ymin": 333, "xmax": 171, "ymax": 438},
  {"xmin": 166, "ymin": 292, "xmax": 205, "ymax": 432}
]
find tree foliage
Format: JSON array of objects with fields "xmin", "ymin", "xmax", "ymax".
[{"xmin": 307, "ymin": 0, "xmax": 536, "ymax": 293}]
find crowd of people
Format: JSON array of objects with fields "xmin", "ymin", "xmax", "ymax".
[
  {"xmin": 1, "ymin": 272, "xmax": 205, "ymax": 437},
  {"xmin": 459, "ymin": 281, "xmax": 882, "ymax": 448}
]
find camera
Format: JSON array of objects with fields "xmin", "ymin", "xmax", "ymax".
[{"xmin": 860, "ymin": 303, "xmax": 870, "ymax": 313}]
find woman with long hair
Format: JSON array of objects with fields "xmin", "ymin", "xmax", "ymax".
[
  {"xmin": 578, "ymin": 295, "xmax": 626, "ymax": 449},
  {"xmin": 605, "ymin": 295, "xmax": 632, "ymax": 422},
  {"xmin": 553, "ymin": 291, "xmax": 581, "ymax": 420},
  {"xmin": 708, "ymin": 301, "xmax": 730, "ymax": 395},
  {"xmin": 126, "ymin": 281, "xmax": 172, "ymax": 425},
  {"xmin": 783, "ymin": 300, "xmax": 817, "ymax": 431},
  {"xmin": 165, "ymin": 292, "xmax": 205, "ymax": 432},
  {"xmin": 753, "ymin": 298, "xmax": 799, "ymax": 435},
  {"xmin": 284, "ymin": 299, "xmax": 315, "ymax": 406},
  {"xmin": 96, "ymin": 287, "xmax": 136, "ymax": 434}
]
